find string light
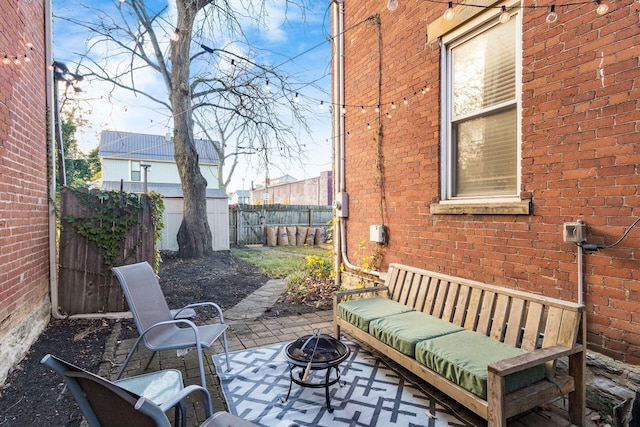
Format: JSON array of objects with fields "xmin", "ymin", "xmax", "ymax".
[
  {"xmin": 170, "ymin": 28, "xmax": 180, "ymax": 41},
  {"xmin": 499, "ymin": 6, "xmax": 511, "ymax": 23},
  {"xmin": 265, "ymin": 79, "xmax": 271, "ymax": 92},
  {"xmin": 319, "ymin": 101, "xmax": 325, "ymax": 110},
  {"xmin": 294, "ymin": 92, "xmax": 299, "ymax": 103},
  {"xmin": 595, "ymin": 0, "xmax": 609, "ymax": 15},
  {"xmin": 13, "ymin": 56, "xmax": 21, "ymax": 66},
  {"xmin": 391, "ymin": 101, "xmax": 396, "ymax": 109},
  {"xmin": 375, "ymin": 105, "xmax": 380, "ymax": 113},
  {"xmin": 387, "ymin": 0, "xmax": 399, "ymax": 11},
  {"xmin": 361, "ymin": 106, "xmax": 366, "ymax": 113},
  {"xmin": 444, "ymin": 2, "xmax": 455, "ymax": 21},
  {"xmin": 341, "ymin": 105, "xmax": 347, "ymax": 114},
  {"xmin": 546, "ymin": 5, "xmax": 558, "ymax": 23}
]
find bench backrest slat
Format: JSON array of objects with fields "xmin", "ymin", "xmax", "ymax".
[
  {"xmin": 477, "ymin": 291, "xmax": 496, "ymax": 336},
  {"xmin": 433, "ymin": 280, "xmax": 449, "ymax": 318},
  {"xmin": 385, "ymin": 264, "xmax": 584, "ymax": 354},
  {"xmin": 442, "ymin": 283, "xmax": 459, "ymax": 323},
  {"xmin": 521, "ymin": 302, "xmax": 544, "ymax": 352},
  {"xmin": 464, "ymin": 288, "xmax": 483, "ymax": 330},
  {"xmin": 452, "ymin": 285, "xmax": 471, "ymax": 326},
  {"xmin": 490, "ymin": 294, "xmax": 510, "ymax": 341}
]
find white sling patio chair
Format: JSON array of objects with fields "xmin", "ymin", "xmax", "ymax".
[{"xmin": 112, "ymin": 261, "xmax": 230, "ymax": 388}]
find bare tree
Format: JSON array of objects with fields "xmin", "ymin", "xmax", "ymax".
[{"xmin": 55, "ymin": 0, "xmax": 323, "ymax": 258}]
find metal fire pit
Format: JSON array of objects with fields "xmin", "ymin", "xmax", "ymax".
[{"xmin": 282, "ymin": 333, "xmax": 350, "ymax": 412}]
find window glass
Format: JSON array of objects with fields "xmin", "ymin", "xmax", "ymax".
[
  {"xmin": 445, "ymin": 15, "xmax": 519, "ymax": 200},
  {"xmin": 131, "ymin": 161, "xmax": 141, "ymax": 181}
]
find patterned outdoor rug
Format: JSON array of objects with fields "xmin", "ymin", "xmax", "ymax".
[{"xmin": 212, "ymin": 340, "xmax": 472, "ymax": 427}]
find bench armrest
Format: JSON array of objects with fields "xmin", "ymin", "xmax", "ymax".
[
  {"xmin": 334, "ymin": 286, "xmax": 390, "ymax": 304},
  {"xmin": 488, "ymin": 344, "xmax": 584, "ymax": 377}
]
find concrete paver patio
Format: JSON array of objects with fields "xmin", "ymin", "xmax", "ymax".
[{"xmin": 98, "ymin": 279, "xmax": 598, "ymax": 427}]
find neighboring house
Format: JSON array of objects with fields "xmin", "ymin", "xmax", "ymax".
[
  {"xmin": 99, "ymin": 131, "xmax": 229, "ymax": 251},
  {"xmin": 228, "ymin": 189, "xmax": 250, "ymax": 205},
  {"xmin": 251, "ymin": 171, "xmax": 333, "ymax": 206},
  {"xmin": 332, "ymin": 0, "xmax": 639, "ymax": 407},
  {"xmin": 0, "ymin": 2, "xmax": 51, "ymax": 384}
]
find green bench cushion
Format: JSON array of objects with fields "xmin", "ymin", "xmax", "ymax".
[
  {"xmin": 337, "ymin": 297, "xmax": 414, "ymax": 332},
  {"xmin": 369, "ymin": 311, "xmax": 464, "ymax": 357},
  {"xmin": 415, "ymin": 330, "xmax": 546, "ymax": 399}
]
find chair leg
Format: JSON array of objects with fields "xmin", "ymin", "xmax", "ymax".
[
  {"xmin": 143, "ymin": 351, "xmax": 157, "ymax": 371},
  {"xmin": 221, "ymin": 330, "xmax": 230, "ymax": 372},
  {"xmin": 116, "ymin": 335, "xmax": 145, "ymax": 380}
]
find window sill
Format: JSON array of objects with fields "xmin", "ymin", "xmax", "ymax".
[{"xmin": 430, "ymin": 200, "xmax": 531, "ymax": 215}]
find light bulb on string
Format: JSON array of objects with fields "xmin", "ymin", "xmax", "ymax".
[
  {"xmin": 3, "ymin": 55, "xmax": 11, "ymax": 65},
  {"xmin": 13, "ymin": 56, "xmax": 21, "ymax": 66},
  {"xmin": 391, "ymin": 102, "xmax": 396, "ymax": 109},
  {"xmin": 170, "ymin": 28, "xmax": 180, "ymax": 41},
  {"xmin": 265, "ymin": 80, "xmax": 270, "ymax": 92},
  {"xmin": 319, "ymin": 101, "xmax": 325, "ymax": 110},
  {"xmin": 595, "ymin": 0, "xmax": 609, "ymax": 15},
  {"xmin": 367, "ymin": 123, "xmax": 372, "ymax": 130},
  {"xmin": 375, "ymin": 105, "xmax": 380, "ymax": 113},
  {"xmin": 361, "ymin": 106, "xmax": 366, "ymax": 114},
  {"xmin": 23, "ymin": 54, "xmax": 31, "ymax": 63},
  {"xmin": 294, "ymin": 92, "xmax": 299, "ymax": 103},
  {"xmin": 341, "ymin": 105, "xmax": 347, "ymax": 114},
  {"xmin": 387, "ymin": 0, "xmax": 398, "ymax": 11},
  {"xmin": 386, "ymin": 112, "xmax": 392, "ymax": 119},
  {"xmin": 443, "ymin": 2, "xmax": 455, "ymax": 21},
  {"xmin": 403, "ymin": 97, "xmax": 409, "ymax": 106},
  {"xmin": 546, "ymin": 5, "xmax": 558, "ymax": 23},
  {"xmin": 499, "ymin": 6, "xmax": 511, "ymax": 23}
]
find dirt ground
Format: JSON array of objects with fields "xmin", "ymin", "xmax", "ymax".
[{"xmin": 0, "ymin": 249, "xmax": 320, "ymax": 427}]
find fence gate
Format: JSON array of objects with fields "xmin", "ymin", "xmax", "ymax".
[{"xmin": 229, "ymin": 204, "xmax": 332, "ymax": 245}]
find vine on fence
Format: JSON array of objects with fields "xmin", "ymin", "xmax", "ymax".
[{"xmin": 62, "ymin": 188, "xmax": 164, "ymax": 271}]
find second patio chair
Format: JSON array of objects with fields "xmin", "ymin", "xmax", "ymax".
[
  {"xmin": 112, "ymin": 261, "xmax": 230, "ymax": 388},
  {"xmin": 41, "ymin": 354, "xmax": 255, "ymax": 427}
]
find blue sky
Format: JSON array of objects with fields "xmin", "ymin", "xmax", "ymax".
[{"xmin": 52, "ymin": 0, "xmax": 333, "ymax": 192}]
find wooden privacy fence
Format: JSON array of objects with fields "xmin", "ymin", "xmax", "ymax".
[
  {"xmin": 58, "ymin": 187, "xmax": 156, "ymax": 315},
  {"xmin": 229, "ymin": 204, "xmax": 332, "ymax": 246}
]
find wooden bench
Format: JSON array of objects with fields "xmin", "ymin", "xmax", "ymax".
[{"xmin": 334, "ymin": 263, "xmax": 586, "ymax": 427}]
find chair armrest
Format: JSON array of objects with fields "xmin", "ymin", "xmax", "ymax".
[
  {"xmin": 180, "ymin": 302, "xmax": 226, "ymax": 323},
  {"xmin": 156, "ymin": 384, "xmax": 213, "ymax": 418},
  {"xmin": 116, "ymin": 319, "xmax": 204, "ymax": 381},
  {"xmin": 488, "ymin": 344, "xmax": 583, "ymax": 377},
  {"xmin": 334, "ymin": 286, "xmax": 389, "ymax": 304}
]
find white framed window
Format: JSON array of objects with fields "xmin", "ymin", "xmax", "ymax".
[
  {"xmin": 440, "ymin": 7, "xmax": 521, "ymax": 204},
  {"xmin": 131, "ymin": 161, "xmax": 141, "ymax": 181}
]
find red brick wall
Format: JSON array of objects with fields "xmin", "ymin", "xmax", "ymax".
[
  {"xmin": 0, "ymin": 1, "xmax": 50, "ymax": 336},
  {"xmin": 339, "ymin": 0, "xmax": 640, "ymax": 363}
]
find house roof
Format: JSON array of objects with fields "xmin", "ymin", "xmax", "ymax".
[
  {"xmin": 101, "ymin": 181, "xmax": 228, "ymax": 199},
  {"xmin": 98, "ymin": 131, "xmax": 220, "ymax": 164}
]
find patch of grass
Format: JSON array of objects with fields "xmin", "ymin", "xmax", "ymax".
[{"xmin": 231, "ymin": 245, "xmax": 331, "ymax": 278}]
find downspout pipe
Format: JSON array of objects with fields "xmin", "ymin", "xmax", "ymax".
[
  {"xmin": 333, "ymin": 0, "xmax": 382, "ymax": 278},
  {"xmin": 45, "ymin": 3, "xmax": 130, "ymax": 320}
]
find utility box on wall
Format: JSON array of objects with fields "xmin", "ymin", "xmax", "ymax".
[
  {"xmin": 563, "ymin": 221, "xmax": 586, "ymax": 243},
  {"xmin": 370, "ymin": 224, "xmax": 386, "ymax": 244},
  {"xmin": 335, "ymin": 192, "xmax": 349, "ymax": 217}
]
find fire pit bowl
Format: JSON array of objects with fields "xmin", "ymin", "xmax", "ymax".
[
  {"xmin": 284, "ymin": 334, "xmax": 350, "ymax": 368},
  {"xmin": 281, "ymin": 334, "xmax": 350, "ymax": 412}
]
